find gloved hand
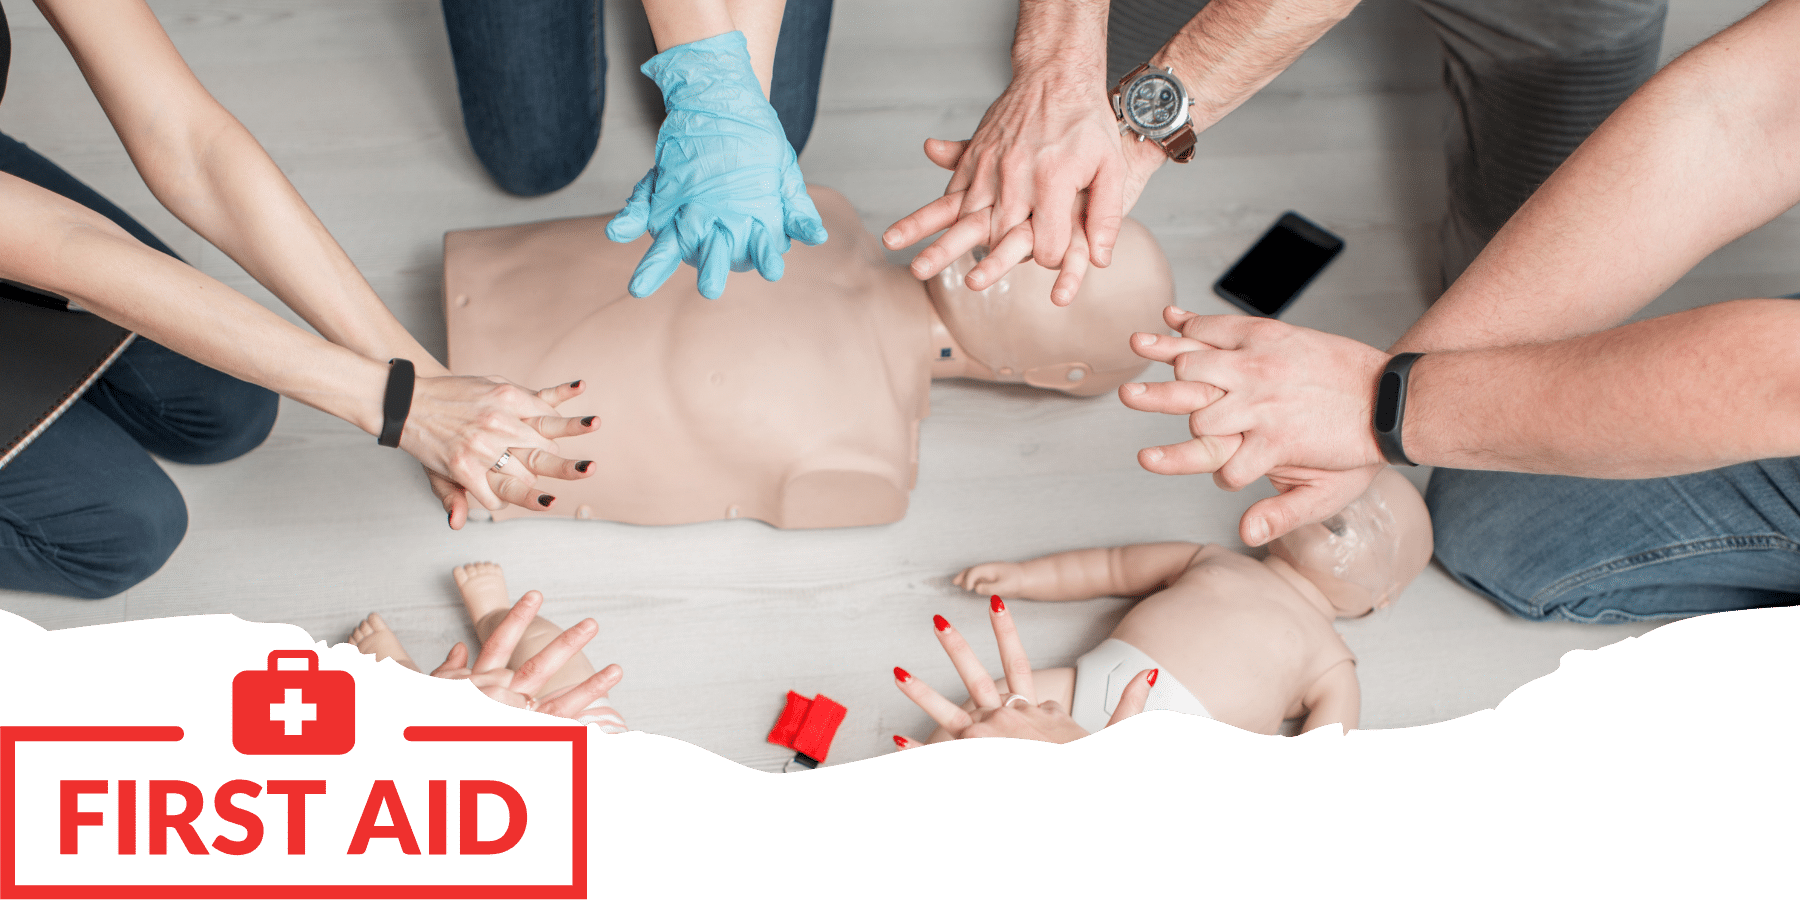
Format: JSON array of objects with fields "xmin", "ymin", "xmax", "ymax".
[{"xmin": 605, "ymin": 31, "xmax": 828, "ymax": 299}]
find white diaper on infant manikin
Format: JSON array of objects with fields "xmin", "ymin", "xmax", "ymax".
[{"xmin": 1070, "ymin": 638, "xmax": 1211, "ymax": 733}]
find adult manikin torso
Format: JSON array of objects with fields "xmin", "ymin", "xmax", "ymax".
[{"xmin": 444, "ymin": 187, "xmax": 1168, "ymax": 527}]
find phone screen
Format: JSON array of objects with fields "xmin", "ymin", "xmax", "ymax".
[{"xmin": 1213, "ymin": 212, "xmax": 1344, "ymax": 318}]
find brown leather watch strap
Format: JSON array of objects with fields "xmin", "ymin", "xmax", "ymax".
[
  {"xmin": 1161, "ymin": 127, "xmax": 1197, "ymax": 163},
  {"xmin": 1115, "ymin": 62, "xmax": 1150, "ymax": 94}
]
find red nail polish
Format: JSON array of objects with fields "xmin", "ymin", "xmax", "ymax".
[
  {"xmin": 1148, "ymin": 668, "xmax": 1159, "ymax": 687},
  {"xmin": 893, "ymin": 666, "xmax": 911, "ymax": 683},
  {"xmin": 892, "ymin": 734, "xmax": 908, "ymax": 749},
  {"xmin": 990, "ymin": 594, "xmax": 1005, "ymax": 613},
  {"xmin": 932, "ymin": 614, "xmax": 950, "ymax": 632}
]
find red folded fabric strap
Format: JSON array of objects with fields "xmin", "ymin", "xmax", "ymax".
[{"xmin": 768, "ymin": 691, "xmax": 846, "ymax": 770}]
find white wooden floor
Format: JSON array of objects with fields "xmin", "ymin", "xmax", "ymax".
[{"xmin": 0, "ymin": 0, "xmax": 1779, "ymax": 770}]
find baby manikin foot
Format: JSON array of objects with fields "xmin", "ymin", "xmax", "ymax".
[
  {"xmin": 453, "ymin": 561, "xmax": 513, "ymax": 629},
  {"xmin": 349, "ymin": 612, "xmax": 421, "ymax": 673}
]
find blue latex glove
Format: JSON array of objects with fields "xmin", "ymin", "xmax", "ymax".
[{"xmin": 605, "ymin": 31, "xmax": 828, "ymax": 299}]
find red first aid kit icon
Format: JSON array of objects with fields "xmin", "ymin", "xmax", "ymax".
[{"xmin": 231, "ymin": 650, "xmax": 355, "ymax": 755}]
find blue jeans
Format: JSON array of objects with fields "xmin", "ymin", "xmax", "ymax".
[
  {"xmin": 1429, "ymin": 462, "xmax": 1800, "ymax": 623},
  {"xmin": 0, "ymin": 132, "xmax": 278, "ymax": 599},
  {"xmin": 440, "ymin": 0, "xmax": 834, "ymax": 197}
]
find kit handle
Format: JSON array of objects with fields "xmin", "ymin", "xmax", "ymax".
[{"xmin": 266, "ymin": 650, "xmax": 319, "ymax": 671}]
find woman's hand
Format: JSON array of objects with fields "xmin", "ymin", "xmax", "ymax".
[
  {"xmin": 402, "ymin": 377, "xmax": 600, "ymax": 527},
  {"xmin": 891, "ymin": 596, "xmax": 1154, "ymax": 747},
  {"xmin": 429, "ymin": 590, "xmax": 623, "ymax": 718}
]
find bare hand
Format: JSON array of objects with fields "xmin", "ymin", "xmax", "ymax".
[
  {"xmin": 1118, "ymin": 306, "xmax": 1390, "ymax": 545},
  {"xmin": 429, "ymin": 590, "xmax": 623, "ymax": 719},
  {"xmin": 891, "ymin": 598, "xmax": 1152, "ymax": 747},
  {"xmin": 882, "ymin": 88, "xmax": 1165, "ymax": 305},
  {"xmin": 406, "ymin": 378, "xmax": 600, "ymax": 527}
]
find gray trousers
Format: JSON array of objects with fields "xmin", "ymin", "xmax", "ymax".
[{"xmin": 1108, "ymin": 0, "xmax": 1667, "ymax": 285}]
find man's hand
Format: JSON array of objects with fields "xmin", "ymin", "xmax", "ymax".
[
  {"xmin": 885, "ymin": 132, "xmax": 1165, "ymax": 306},
  {"xmin": 881, "ymin": 0, "xmax": 1165, "ymax": 306},
  {"xmin": 884, "ymin": 70, "xmax": 1125, "ymax": 278},
  {"xmin": 1119, "ymin": 307, "xmax": 1390, "ymax": 545}
]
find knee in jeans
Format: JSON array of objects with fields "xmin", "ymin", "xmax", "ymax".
[
  {"xmin": 58, "ymin": 480, "xmax": 189, "ymax": 599},
  {"xmin": 477, "ymin": 140, "xmax": 594, "ymax": 197},
  {"xmin": 164, "ymin": 382, "xmax": 279, "ymax": 466},
  {"xmin": 484, "ymin": 155, "xmax": 588, "ymax": 198},
  {"xmin": 1426, "ymin": 470, "xmax": 1533, "ymax": 598}
]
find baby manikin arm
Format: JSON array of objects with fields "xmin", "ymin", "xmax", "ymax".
[
  {"xmin": 1299, "ymin": 659, "xmax": 1359, "ymax": 734},
  {"xmin": 955, "ymin": 543, "xmax": 1204, "ymax": 601}
]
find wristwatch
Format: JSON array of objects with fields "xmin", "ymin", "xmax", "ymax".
[{"xmin": 1110, "ymin": 63, "xmax": 1198, "ymax": 163}]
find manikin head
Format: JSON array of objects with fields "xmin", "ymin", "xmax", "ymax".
[
  {"xmin": 1266, "ymin": 469, "xmax": 1434, "ymax": 618},
  {"xmin": 924, "ymin": 219, "xmax": 1174, "ymax": 397}
]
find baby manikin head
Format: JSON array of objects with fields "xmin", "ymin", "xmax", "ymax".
[
  {"xmin": 925, "ymin": 218, "xmax": 1173, "ymax": 397},
  {"xmin": 1266, "ymin": 469, "xmax": 1435, "ymax": 618}
]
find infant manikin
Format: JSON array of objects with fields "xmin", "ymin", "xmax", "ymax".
[
  {"xmin": 443, "ymin": 187, "xmax": 1172, "ymax": 527},
  {"xmin": 950, "ymin": 469, "xmax": 1433, "ymax": 734}
]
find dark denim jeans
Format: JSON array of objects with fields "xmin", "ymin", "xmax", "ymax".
[
  {"xmin": 440, "ymin": 0, "xmax": 834, "ymax": 197},
  {"xmin": 0, "ymin": 131, "xmax": 278, "ymax": 599},
  {"xmin": 1430, "ymin": 462, "xmax": 1800, "ymax": 623}
]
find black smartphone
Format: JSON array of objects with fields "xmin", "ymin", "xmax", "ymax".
[{"xmin": 1212, "ymin": 211, "xmax": 1344, "ymax": 318}]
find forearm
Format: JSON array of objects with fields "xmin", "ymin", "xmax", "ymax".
[
  {"xmin": 642, "ymin": 0, "xmax": 786, "ymax": 93},
  {"xmin": 1011, "ymin": 1, "xmax": 1109, "ymax": 83},
  {"xmin": 1013, "ymin": 543, "xmax": 1202, "ymax": 600},
  {"xmin": 1, "ymin": 177, "xmax": 389, "ymax": 433},
  {"xmin": 136, "ymin": 117, "xmax": 450, "ymax": 378},
  {"xmin": 1394, "ymin": 0, "xmax": 1800, "ymax": 354},
  {"xmin": 1404, "ymin": 299, "xmax": 1800, "ymax": 478},
  {"xmin": 1150, "ymin": 0, "xmax": 1359, "ymax": 131},
  {"xmin": 40, "ymin": 0, "xmax": 450, "ymax": 378}
]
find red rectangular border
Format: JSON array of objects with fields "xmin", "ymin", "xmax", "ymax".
[{"xmin": 2, "ymin": 725, "xmax": 587, "ymax": 899}]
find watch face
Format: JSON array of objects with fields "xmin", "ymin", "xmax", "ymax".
[{"xmin": 1124, "ymin": 73, "xmax": 1186, "ymax": 136}]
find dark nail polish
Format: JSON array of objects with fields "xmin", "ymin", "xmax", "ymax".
[
  {"xmin": 537, "ymin": 494, "xmax": 555, "ymax": 507},
  {"xmin": 893, "ymin": 667, "xmax": 911, "ymax": 683},
  {"xmin": 575, "ymin": 460, "xmax": 592, "ymax": 473},
  {"xmin": 570, "ymin": 380, "xmax": 583, "ymax": 389},
  {"xmin": 990, "ymin": 595, "xmax": 1005, "ymax": 613},
  {"xmin": 933, "ymin": 614, "xmax": 950, "ymax": 632},
  {"xmin": 581, "ymin": 416, "xmax": 596, "ymax": 427}
]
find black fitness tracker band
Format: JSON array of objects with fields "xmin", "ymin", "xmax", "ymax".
[
  {"xmin": 378, "ymin": 358, "xmax": 414, "ymax": 448},
  {"xmin": 1373, "ymin": 352, "xmax": 1423, "ymax": 467}
]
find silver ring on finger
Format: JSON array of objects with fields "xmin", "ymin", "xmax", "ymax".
[
  {"xmin": 491, "ymin": 451, "xmax": 513, "ymax": 472},
  {"xmin": 999, "ymin": 693, "xmax": 1033, "ymax": 710}
]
